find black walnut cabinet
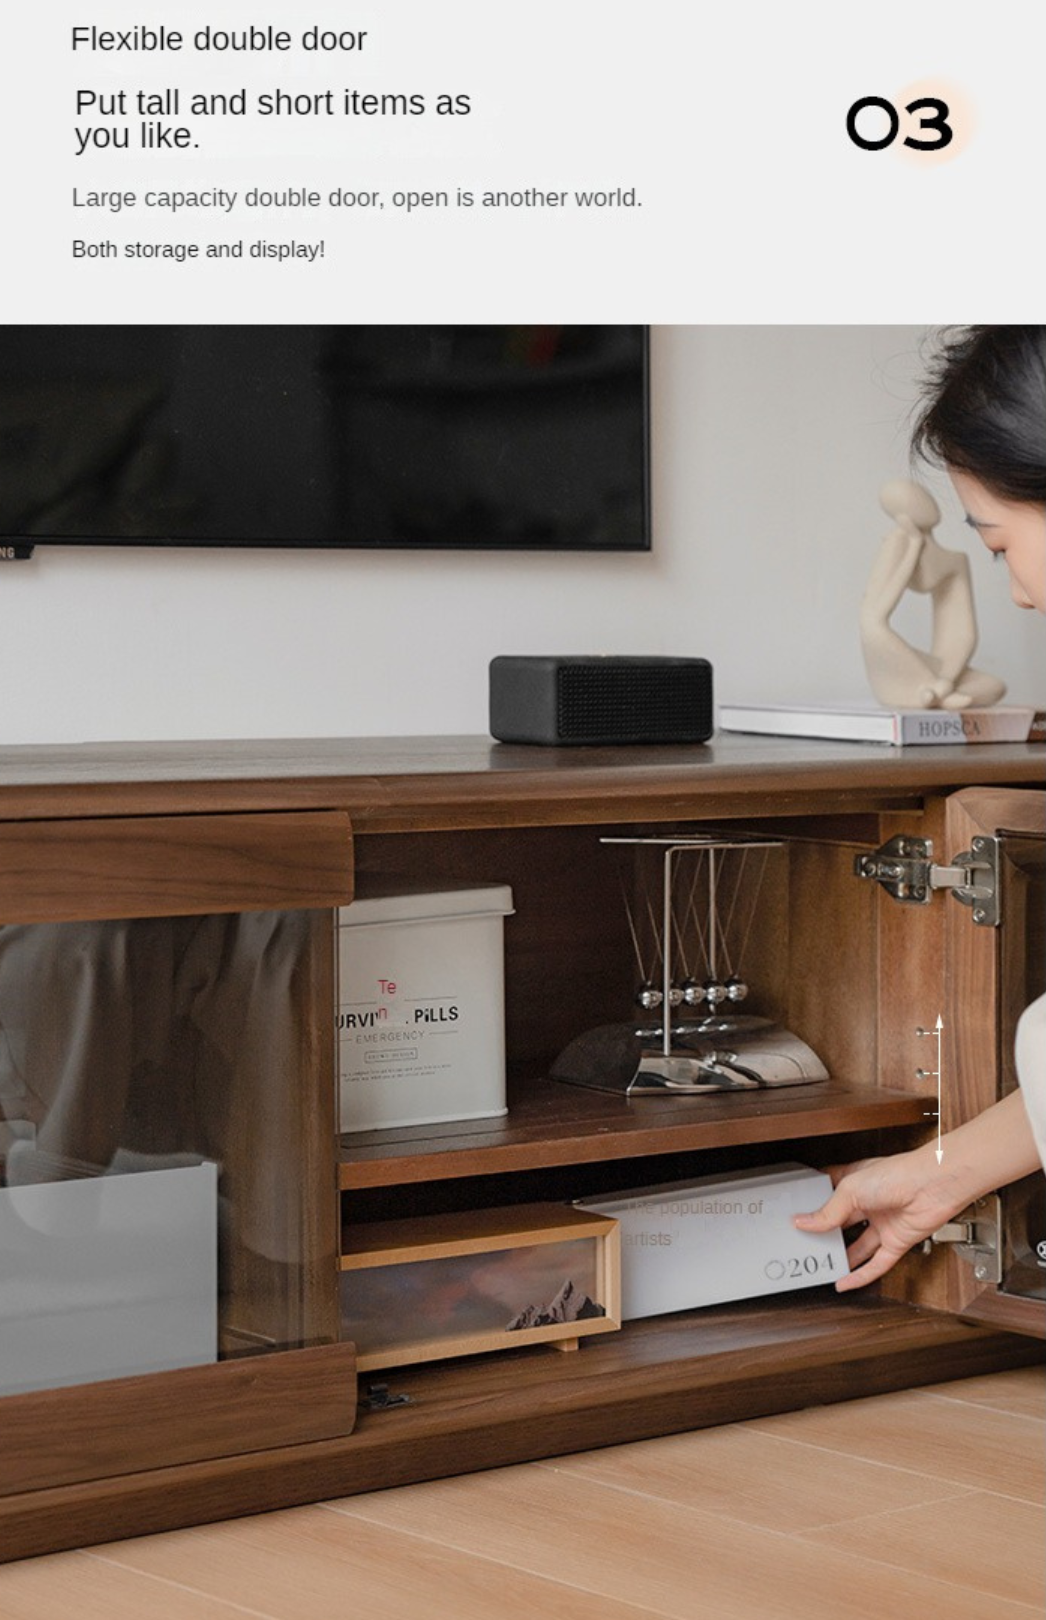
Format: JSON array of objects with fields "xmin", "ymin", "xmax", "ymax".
[{"xmin": 0, "ymin": 734, "xmax": 1042, "ymax": 1562}]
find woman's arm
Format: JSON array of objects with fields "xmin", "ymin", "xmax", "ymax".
[{"xmin": 794, "ymin": 1089, "xmax": 1041, "ymax": 1291}]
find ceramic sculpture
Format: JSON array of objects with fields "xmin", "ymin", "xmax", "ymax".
[{"xmin": 859, "ymin": 478, "xmax": 1006, "ymax": 710}]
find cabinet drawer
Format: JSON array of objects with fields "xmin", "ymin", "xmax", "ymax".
[{"xmin": 0, "ymin": 811, "xmax": 354, "ymax": 922}]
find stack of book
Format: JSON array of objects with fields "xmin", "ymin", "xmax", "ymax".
[{"xmin": 717, "ymin": 703, "xmax": 1044, "ymax": 747}]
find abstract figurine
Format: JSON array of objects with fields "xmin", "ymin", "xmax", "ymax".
[{"xmin": 859, "ymin": 479, "xmax": 1006, "ymax": 710}]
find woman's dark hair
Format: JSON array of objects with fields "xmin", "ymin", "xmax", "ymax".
[{"xmin": 912, "ymin": 325, "xmax": 1046, "ymax": 503}]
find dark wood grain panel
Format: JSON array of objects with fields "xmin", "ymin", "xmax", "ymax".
[
  {"xmin": 0, "ymin": 735, "xmax": 1040, "ymax": 829},
  {"xmin": 943, "ymin": 789, "xmax": 1045, "ymax": 1325},
  {"xmin": 879, "ymin": 788, "xmax": 1045, "ymax": 1317},
  {"xmin": 870, "ymin": 802, "xmax": 955, "ymax": 1311},
  {"xmin": 959, "ymin": 1289, "xmax": 1046, "ymax": 1338},
  {"xmin": 0, "ymin": 811, "xmax": 353, "ymax": 922},
  {"xmin": 785, "ymin": 836, "xmax": 878, "ymax": 1087},
  {"xmin": 0, "ymin": 1299, "xmax": 1036, "ymax": 1564},
  {"xmin": 0, "ymin": 1343, "xmax": 357, "ymax": 1499},
  {"xmin": 338, "ymin": 1078, "xmax": 932, "ymax": 1188},
  {"xmin": 0, "ymin": 740, "xmax": 1041, "ymax": 1565}
]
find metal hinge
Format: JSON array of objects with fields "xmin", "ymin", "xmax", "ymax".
[
  {"xmin": 922, "ymin": 1194, "xmax": 1002, "ymax": 1284},
  {"xmin": 853, "ymin": 834, "xmax": 1000, "ymax": 925}
]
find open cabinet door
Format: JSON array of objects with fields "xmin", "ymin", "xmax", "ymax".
[{"xmin": 945, "ymin": 787, "xmax": 1046, "ymax": 1336}]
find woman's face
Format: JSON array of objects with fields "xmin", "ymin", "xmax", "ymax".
[{"xmin": 949, "ymin": 469, "xmax": 1046, "ymax": 614}]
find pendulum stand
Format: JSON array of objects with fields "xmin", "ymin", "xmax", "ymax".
[{"xmin": 551, "ymin": 835, "xmax": 829, "ymax": 1096}]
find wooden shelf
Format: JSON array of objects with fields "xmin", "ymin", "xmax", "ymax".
[
  {"xmin": 339, "ymin": 1075, "xmax": 931, "ymax": 1188},
  {"xmin": 344, "ymin": 1296, "xmax": 1042, "ymax": 1462}
]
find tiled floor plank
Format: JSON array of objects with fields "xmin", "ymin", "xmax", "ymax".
[
  {"xmin": 540, "ymin": 1423, "xmax": 974, "ymax": 1532},
  {"xmin": 95, "ymin": 1506, "xmax": 667, "ymax": 1620},
  {"xmin": 798, "ymin": 1490, "xmax": 1046, "ymax": 1609},
  {"xmin": 0, "ymin": 1550, "xmax": 265, "ymax": 1620},
  {"xmin": 333, "ymin": 1462, "xmax": 1040, "ymax": 1620},
  {"xmin": 914, "ymin": 1365, "xmax": 1045, "ymax": 1422},
  {"xmin": 745, "ymin": 1388, "xmax": 1045, "ymax": 1501}
]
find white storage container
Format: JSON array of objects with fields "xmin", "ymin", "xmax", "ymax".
[
  {"xmin": 0, "ymin": 1161, "xmax": 218, "ymax": 1397},
  {"xmin": 338, "ymin": 883, "xmax": 514, "ymax": 1132},
  {"xmin": 578, "ymin": 1162, "xmax": 848, "ymax": 1318}
]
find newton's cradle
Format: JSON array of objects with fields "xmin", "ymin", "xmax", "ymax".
[{"xmin": 551, "ymin": 834, "xmax": 829, "ymax": 1096}]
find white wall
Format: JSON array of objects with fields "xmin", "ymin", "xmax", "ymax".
[{"xmin": 3, "ymin": 326, "xmax": 1039, "ymax": 745}]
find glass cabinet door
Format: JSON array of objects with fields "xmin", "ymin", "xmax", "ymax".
[
  {"xmin": 0, "ymin": 807, "xmax": 353, "ymax": 1502},
  {"xmin": 0, "ymin": 907, "xmax": 337, "ymax": 1397}
]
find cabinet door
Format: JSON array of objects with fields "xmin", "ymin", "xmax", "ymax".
[
  {"xmin": 0, "ymin": 810, "xmax": 356, "ymax": 1503},
  {"xmin": 944, "ymin": 787, "xmax": 1045, "ymax": 1335},
  {"xmin": 873, "ymin": 787, "xmax": 1045, "ymax": 1333}
]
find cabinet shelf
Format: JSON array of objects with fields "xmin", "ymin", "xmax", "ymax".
[
  {"xmin": 344, "ymin": 1296, "xmax": 1039, "ymax": 1468},
  {"xmin": 324, "ymin": 1295, "xmax": 1042, "ymax": 1501},
  {"xmin": 338, "ymin": 1075, "xmax": 930, "ymax": 1189}
]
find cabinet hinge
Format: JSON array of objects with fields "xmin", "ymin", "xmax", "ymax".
[
  {"xmin": 922, "ymin": 1194, "xmax": 1002, "ymax": 1284},
  {"xmin": 853, "ymin": 834, "xmax": 1000, "ymax": 925}
]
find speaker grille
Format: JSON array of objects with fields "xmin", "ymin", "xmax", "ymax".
[{"xmin": 556, "ymin": 663, "xmax": 712, "ymax": 742}]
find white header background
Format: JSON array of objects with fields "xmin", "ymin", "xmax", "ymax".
[
  {"xmin": 1, "ymin": 6, "xmax": 1042, "ymax": 743},
  {"xmin": 4, "ymin": 1, "xmax": 1043, "ymax": 321}
]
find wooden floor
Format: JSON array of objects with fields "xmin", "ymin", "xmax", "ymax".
[{"xmin": 1, "ymin": 1367, "xmax": 1042, "ymax": 1619}]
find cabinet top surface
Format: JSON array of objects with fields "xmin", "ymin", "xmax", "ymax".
[{"xmin": 0, "ymin": 734, "xmax": 1041, "ymax": 827}]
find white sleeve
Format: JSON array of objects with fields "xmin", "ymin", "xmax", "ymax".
[{"xmin": 1015, "ymin": 992, "xmax": 1046, "ymax": 1170}]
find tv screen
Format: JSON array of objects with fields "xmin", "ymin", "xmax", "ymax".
[{"xmin": 0, "ymin": 325, "xmax": 650, "ymax": 552}]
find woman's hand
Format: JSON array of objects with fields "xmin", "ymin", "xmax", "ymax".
[
  {"xmin": 794, "ymin": 1090, "xmax": 1041, "ymax": 1291},
  {"xmin": 793, "ymin": 1150, "xmax": 972, "ymax": 1291}
]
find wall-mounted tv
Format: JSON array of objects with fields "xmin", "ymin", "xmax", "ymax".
[{"xmin": 0, "ymin": 325, "xmax": 650, "ymax": 553}]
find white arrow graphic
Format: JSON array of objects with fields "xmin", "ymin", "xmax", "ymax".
[
  {"xmin": 917, "ymin": 1017, "xmax": 944, "ymax": 1162},
  {"xmin": 934, "ymin": 1013, "xmax": 943, "ymax": 1164}
]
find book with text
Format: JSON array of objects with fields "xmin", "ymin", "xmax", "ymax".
[{"xmin": 718, "ymin": 703, "xmax": 1041, "ymax": 746}]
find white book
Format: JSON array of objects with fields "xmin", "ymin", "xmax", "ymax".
[
  {"xmin": 578, "ymin": 1163, "xmax": 848, "ymax": 1318},
  {"xmin": 717, "ymin": 702, "xmax": 1039, "ymax": 746}
]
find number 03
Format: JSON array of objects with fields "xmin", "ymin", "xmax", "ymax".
[{"xmin": 846, "ymin": 96, "xmax": 953, "ymax": 152}]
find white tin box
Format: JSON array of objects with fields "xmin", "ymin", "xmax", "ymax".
[
  {"xmin": 578, "ymin": 1162, "xmax": 848, "ymax": 1318},
  {"xmin": 338, "ymin": 884, "xmax": 514, "ymax": 1132}
]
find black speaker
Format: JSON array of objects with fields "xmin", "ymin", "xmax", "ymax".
[{"xmin": 489, "ymin": 656, "xmax": 714, "ymax": 745}]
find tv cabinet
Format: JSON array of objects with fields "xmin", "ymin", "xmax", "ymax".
[{"xmin": 0, "ymin": 734, "xmax": 1042, "ymax": 1562}]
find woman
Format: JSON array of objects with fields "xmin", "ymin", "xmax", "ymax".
[{"xmin": 795, "ymin": 325, "xmax": 1046, "ymax": 1289}]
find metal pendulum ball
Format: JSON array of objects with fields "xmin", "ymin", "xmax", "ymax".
[
  {"xmin": 701, "ymin": 847, "xmax": 729, "ymax": 1013},
  {"xmin": 621, "ymin": 846, "xmax": 663, "ymax": 1015},
  {"xmin": 624, "ymin": 834, "xmax": 767, "ymax": 1037},
  {"xmin": 677, "ymin": 851, "xmax": 711, "ymax": 1011},
  {"xmin": 634, "ymin": 980, "xmax": 684, "ymax": 1011}
]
